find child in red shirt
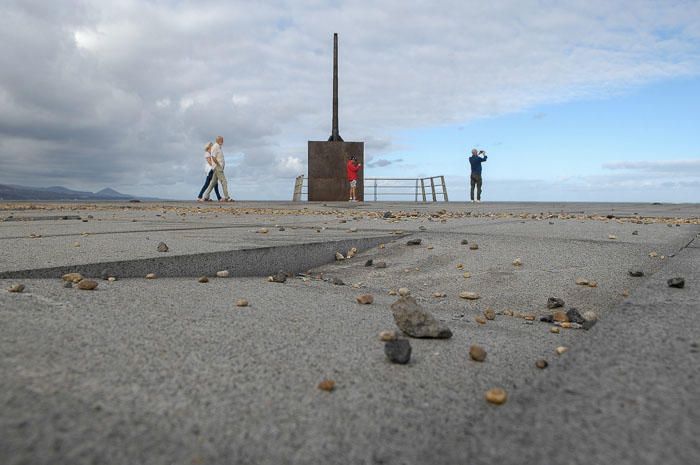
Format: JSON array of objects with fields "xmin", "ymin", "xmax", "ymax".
[{"xmin": 346, "ymin": 156, "xmax": 361, "ymax": 202}]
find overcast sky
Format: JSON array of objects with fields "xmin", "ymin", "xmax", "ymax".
[{"xmin": 1, "ymin": 0, "xmax": 699, "ymax": 202}]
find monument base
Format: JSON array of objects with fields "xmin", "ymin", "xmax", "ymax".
[{"xmin": 308, "ymin": 141, "xmax": 364, "ymax": 201}]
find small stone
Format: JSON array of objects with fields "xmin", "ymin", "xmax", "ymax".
[
  {"xmin": 145, "ymin": 273, "xmax": 157, "ymax": 279},
  {"xmin": 375, "ymin": 261, "xmax": 387, "ymax": 269},
  {"xmin": 406, "ymin": 238, "xmax": 422, "ymax": 246},
  {"xmin": 628, "ymin": 269, "xmax": 644, "ymax": 277},
  {"xmin": 588, "ymin": 281, "xmax": 598, "ymax": 288},
  {"xmin": 390, "ymin": 296, "xmax": 452, "ymax": 339},
  {"xmin": 485, "ymin": 388, "xmax": 507, "ymax": 405},
  {"xmin": 8, "ymin": 284, "xmax": 25, "ymax": 293},
  {"xmin": 335, "ymin": 252, "xmax": 345, "ymax": 261},
  {"xmin": 632, "ymin": 230, "xmax": 639, "ymax": 235},
  {"xmin": 384, "ymin": 339, "xmax": 412, "ymax": 364},
  {"xmin": 364, "ymin": 259, "xmax": 373, "ymax": 267},
  {"xmin": 157, "ymin": 242, "xmax": 169, "ymax": 252},
  {"xmin": 271, "ymin": 272, "xmax": 287, "ymax": 283},
  {"xmin": 356, "ymin": 294, "xmax": 374, "ymax": 304},
  {"xmin": 379, "ymin": 244, "xmax": 385, "ymax": 249},
  {"xmin": 216, "ymin": 270, "xmax": 230, "ymax": 278},
  {"xmin": 566, "ymin": 308, "xmax": 585, "ymax": 324},
  {"xmin": 459, "ymin": 291, "xmax": 480, "ymax": 300},
  {"xmin": 330, "ymin": 277, "xmax": 345, "ymax": 286},
  {"xmin": 461, "ymin": 239, "xmax": 469, "ymax": 245},
  {"xmin": 582, "ymin": 311, "xmax": 598, "ymax": 330},
  {"xmin": 553, "ymin": 311, "xmax": 568, "ymax": 322},
  {"xmin": 556, "ymin": 346, "xmax": 568, "ymax": 355},
  {"xmin": 427, "ymin": 245, "xmax": 434, "ymax": 250},
  {"xmin": 77, "ymin": 280, "xmax": 98, "ymax": 290},
  {"xmin": 398, "ymin": 287, "xmax": 410, "ymax": 296},
  {"xmin": 649, "ymin": 251, "xmax": 658, "ymax": 258},
  {"xmin": 575, "ymin": 278, "xmax": 589, "ymax": 285},
  {"xmin": 667, "ymin": 277, "xmax": 685, "ymax": 288},
  {"xmin": 463, "ymin": 272, "xmax": 472, "ymax": 279},
  {"xmin": 622, "ymin": 288, "xmax": 630, "ymax": 297},
  {"xmin": 107, "ymin": 277, "xmax": 117, "ymax": 282},
  {"xmin": 512, "ymin": 258, "xmax": 522, "ymax": 266},
  {"xmin": 560, "ymin": 322, "xmax": 573, "ymax": 328},
  {"xmin": 483, "ymin": 308, "xmax": 496, "ymax": 320},
  {"xmin": 547, "ymin": 297, "xmax": 565, "ymax": 309},
  {"xmin": 432, "ymin": 292, "xmax": 447, "ymax": 298},
  {"xmin": 469, "ymin": 345, "xmax": 487, "ymax": 362},
  {"xmin": 278, "ymin": 227, "xmax": 285, "ymax": 231},
  {"xmin": 235, "ymin": 299, "xmax": 249, "ymax": 307},
  {"xmin": 379, "ymin": 330, "xmax": 398, "ymax": 341},
  {"xmin": 383, "ymin": 211, "xmax": 393, "ymax": 218},
  {"xmin": 62, "ymin": 273, "xmax": 83, "ymax": 283},
  {"xmin": 540, "ymin": 315, "xmax": 553, "ymax": 323},
  {"xmin": 608, "ymin": 234, "xmax": 617, "ymax": 240},
  {"xmin": 73, "ymin": 242, "xmax": 80, "ymax": 247},
  {"xmin": 63, "ymin": 282, "xmax": 73, "ymax": 288},
  {"xmin": 523, "ymin": 314, "xmax": 535, "ymax": 321},
  {"xmin": 419, "ymin": 226, "xmax": 427, "ymax": 231},
  {"xmin": 550, "ymin": 327, "xmax": 560, "ymax": 334},
  {"xmin": 348, "ymin": 228, "xmax": 357, "ymax": 233},
  {"xmin": 258, "ymin": 228, "xmax": 269, "ymax": 234},
  {"xmin": 503, "ymin": 309, "xmax": 514, "ymax": 316},
  {"xmin": 346, "ymin": 247, "xmax": 357, "ymax": 258},
  {"xmin": 317, "ymin": 379, "xmax": 335, "ymax": 392},
  {"xmin": 469, "ymin": 243, "xmax": 479, "ymax": 250},
  {"xmin": 198, "ymin": 276, "xmax": 209, "ymax": 283},
  {"xmin": 388, "ymin": 289, "xmax": 398, "ymax": 296},
  {"xmin": 456, "ymin": 263, "xmax": 464, "ymax": 269},
  {"xmin": 475, "ymin": 316, "xmax": 487, "ymax": 324},
  {"xmin": 535, "ymin": 359, "xmax": 548, "ymax": 369}
]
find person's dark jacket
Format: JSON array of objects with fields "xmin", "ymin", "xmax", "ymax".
[{"xmin": 469, "ymin": 154, "xmax": 487, "ymax": 175}]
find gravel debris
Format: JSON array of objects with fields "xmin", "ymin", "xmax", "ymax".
[
  {"xmin": 667, "ymin": 277, "xmax": 685, "ymax": 288},
  {"xmin": 485, "ymin": 388, "xmax": 507, "ymax": 405},
  {"xmin": 469, "ymin": 345, "xmax": 487, "ymax": 362},
  {"xmin": 157, "ymin": 242, "xmax": 169, "ymax": 252}
]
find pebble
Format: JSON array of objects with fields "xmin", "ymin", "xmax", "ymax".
[
  {"xmin": 63, "ymin": 282, "xmax": 73, "ymax": 288},
  {"xmin": 364, "ymin": 259, "xmax": 373, "ymax": 267},
  {"xmin": 512, "ymin": 258, "xmax": 522, "ymax": 266},
  {"xmin": 475, "ymin": 316, "xmax": 487, "ymax": 324},
  {"xmin": 388, "ymin": 289, "xmax": 398, "ymax": 296},
  {"xmin": 469, "ymin": 345, "xmax": 487, "ymax": 362},
  {"xmin": 484, "ymin": 308, "xmax": 496, "ymax": 320},
  {"xmin": 384, "ymin": 339, "xmax": 412, "ymax": 364},
  {"xmin": 379, "ymin": 244, "xmax": 385, "ymax": 249},
  {"xmin": 198, "ymin": 276, "xmax": 209, "ymax": 283},
  {"xmin": 485, "ymin": 388, "xmax": 507, "ymax": 405},
  {"xmin": 582, "ymin": 311, "xmax": 598, "ymax": 330},
  {"xmin": 553, "ymin": 310, "xmax": 568, "ymax": 322},
  {"xmin": 335, "ymin": 252, "xmax": 345, "ymax": 261},
  {"xmin": 459, "ymin": 291, "xmax": 480, "ymax": 300},
  {"xmin": 503, "ymin": 309, "xmax": 514, "ymax": 316},
  {"xmin": 667, "ymin": 277, "xmax": 685, "ymax": 288},
  {"xmin": 575, "ymin": 278, "xmax": 589, "ymax": 285},
  {"xmin": 469, "ymin": 243, "xmax": 479, "ymax": 250},
  {"xmin": 649, "ymin": 251, "xmax": 658, "ymax": 258},
  {"xmin": 348, "ymin": 228, "xmax": 357, "ymax": 233},
  {"xmin": 278, "ymin": 227, "xmax": 285, "ymax": 231},
  {"xmin": 235, "ymin": 299, "xmax": 249, "ymax": 307},
  {"xmin": 461, "ymin": 239, "xmax": 469, "ymax": 245},
  {"xmin": 427, "ymin": 245, "xmax": 434, "ymax": 250},
  {"xmin": 62, "ymin": 273, "xmax": 83, "ymax": 283},
  {"xmin": 379, "ymin": 330, "xmax": 398, "ymax": 342},
  {"xmin": 270, "ymin": 272, "xmax": 287, "ymax": 283},
  {"xmin": 317, "ymin": 379, "xmax": 335, "ymax": 392},
  {"xmin": 463, "ymin": 272, "xmax": 472, "ymax": 279},
  {"xmin": 73, "ymin": 242, "xmax": 80, "ymax": 247},
  {"xmin": 356, "ymin": 294, "xmax": 374, "ymax": 305},
  {"xmin": 146, "ymin": 273, "xmax": 157, "ymax": 279},
  {"xmin": 375, "ymin": 261, "xmax": 387, "ymax": 268},
  {"xmin": 157, "ymin": 242, "xmax": 169, "ymax": 252},
  {"xmin": 632, "ymin": 230, "xmax": 639, "ymax": 235},
  {"xmin": 550, "ymin": 327, "xmax": 560, "ymax": 334},
  {"xmin": 330, "ymin": 277, "xmax": 344, "ymax": 286},
  {"xmin": 77, "ymin": 280, "xmax": 98, "ymax": 290},
  {"xmin": 456, "ymin": 263, "xmax": 464, "ymax": 269},
  {"xmin": 588, "ymin": 281, "xmax": 598, "ymax": 288},
  {"xmin": 566, "ymin": 308, "xmax": 586, "ymax": 324},
  {"xmin": 432, "ymin": 292, "xmax": 446, "ymax": 298},
  {"xmin": 107, "ymin": 277, "xmax": 117, "ymax": 282},
  {"xmin": 406, "ymin": 238, "xmax": 422, "ymax": 246},
  {"xmin": 8, "ymin": 284, "xmax": 25, "ymax": 293},
  {"xmin": 523, "ymin": 314, "xmax": 535, "ymax": 321},
  {"xmin": 398, "ymin": 288, "xmax": 410, "ymax": 296},
  {"xmin": 258, "ymin": 228, "xmax": 269, "ymax": 234},
  {"xmin": 628, "ymin": 269, "xmax": 644, "ymax": 277},
  {"xmin": 216, "ymin": 270, "xmax": 230, "ymax": 278},
  {"xmin": 547, "ymin": 297, "xmax": 565, "ymax": 309},
  {"xmin": 622, "ymin": 288, "xmax": 630, "ymax": 297},
  {"xmin": 390, "ymin": 296, "xmax": 452, "ymax": 338},
  {"xmin": 419, "ymin": 226, "xmax": 427, "ymax": 231},
  {"xmin": 556, "ymin": 346, "xmax": 568, "ymax": 355},
  {"xmin": 535, "ymin": 359, "xmax": 548, "ymax": 369},
  {"xmin": 608, "ymin": 234, "xmax": 617, "ymax": 240}
]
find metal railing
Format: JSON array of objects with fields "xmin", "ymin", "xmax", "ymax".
[{"xmin": 292, "ymin": 175, "xmax": 448, "ymax": 202}]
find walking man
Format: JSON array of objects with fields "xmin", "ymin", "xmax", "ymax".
[
  {"xmin": 202, "ymin": 136, "xmax": 233, "ymax": 202},
  {"xmin": 468, "ymin": 148, "xmax": 487, "ymax": 202}
]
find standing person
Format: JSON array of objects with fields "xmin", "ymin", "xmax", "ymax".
[
  {"xmin": 468, "ymin": 148, "xmax": 487, "ymax": 202},
  {"xmin": 202, "ymin": 136, "xmax": 233, "ymax": 202},
  {"xmin": 197, "ymin": 142, "xmax": 221, "ymax": 202},
  {"xmin": 346, "ymin": 155, "xmax": 361, "ymax": 202}
]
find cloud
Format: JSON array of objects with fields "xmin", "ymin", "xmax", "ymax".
[
  {"xmin": 0, "ymin": 0, "xmax": 699, "ymax": 199},
  {"xmin": 602, "ymin": 159, "xmax": 700, "ymax": 174},
  {"xmin": 367, "ymin": 158, "xmax": 404, "ymax": 168}
]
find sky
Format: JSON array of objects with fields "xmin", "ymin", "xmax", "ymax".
[{"xmin": 0, "ymin": 0, "xmax": 699, "ymax": 202}]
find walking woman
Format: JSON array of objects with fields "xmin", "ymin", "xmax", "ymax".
[{"xmin": 197, "ymin": 142, "xmax": 221, "ymax": 201}]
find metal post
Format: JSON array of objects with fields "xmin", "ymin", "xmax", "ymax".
[
  {"xmin": 374, "ymin": 179, "xmax": 377, "ymax": 201},
  {"xmin": 440, "ymin": 175, "xmax": 448, "ymax": 201},
  {"xmin": 328, "ymin": 33, "xmax": 343, "ymax": 142},
  {"xmin": 420, "ymin": 178, "xmax": 426, "ymax": 202},
  {"xmin": 430, "ymin": 177, "xmax": 437, "ymax": 202},
  {"xmin": 415, "ymin": 179, "xmax": 418, "ymax": 202}
]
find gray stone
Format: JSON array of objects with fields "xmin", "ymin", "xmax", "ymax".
[
  {"xmin": 406, "ymin": 238, "xmax": 422, "ymax": 246},
  {"xmin": 390, "ymin": 296, "xmax": 452, "ymax": 339},
  {"xmin": 628, "ymin": 269, "xmax": 645, "ymax": 277},
  {"xmin": 461, "ymin": 239, "xmax": 469, "ymax": 245},
  {"xmin": 566, "ymin": 308, "xmax": 586, "ymax": 325},
  {"xmin": 330, "ymin": 277, "xmax": 345, "ymax": 286},
  {"xmin": 632, "ymin": 230, "xmax": 639, "ymax": 235},
  {"xmin": 667, "ymin": 277, "xmax": 685, "ymax": 288},
  {"xmin": 383, "ymin": 211, "xmax": 393, "ymax": 218},
  {"xmin": 375, "ymin": 261, "xmax": 387, "ymax": 269},
  {"xmin": 157, "ymin": 242, "xmax": 169, "ymax": 253},
  {"xmin": 271, "ymin": 272, "xmax": 287, "ymax": 283},
  {"xmin": 547, "ymin": 297, "xmax": 565, "ymax": 309},
  {"xmin": 384, "ymin": 339, "xmax": 411, "ymax": 364},
  {"xmin": 364, "ymin": 259, "xmax": 373, "ymax": 267}
]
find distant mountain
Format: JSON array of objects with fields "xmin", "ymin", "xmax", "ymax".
[{"xmin": 0, "ymin": 184, "xmax": 162, "ymax": 201}]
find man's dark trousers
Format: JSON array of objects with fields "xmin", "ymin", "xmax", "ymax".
[{"xmin": 470, "ymin": 173, "xmax": 482, "ymax": 201}]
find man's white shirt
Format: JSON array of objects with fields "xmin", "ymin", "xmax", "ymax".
[{"xmin": 210, "ymin": 143, "xmax": 225, "ymax": 169}]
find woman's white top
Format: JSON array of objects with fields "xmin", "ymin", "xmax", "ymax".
[{"xmin": 204, "ymin": 151, "xmax": 214, "ymax": 173}]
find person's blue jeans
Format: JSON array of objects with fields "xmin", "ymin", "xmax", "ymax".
[{"xmin": 198, "ymin": 170, "xmax": 221, "ymax": 200}]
